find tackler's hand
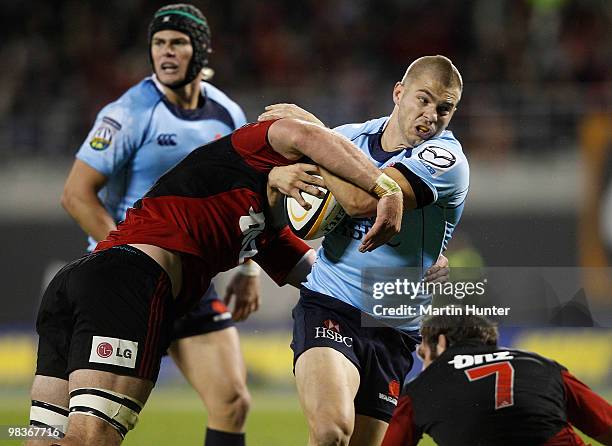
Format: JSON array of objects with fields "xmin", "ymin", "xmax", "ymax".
[
  {"xmin": 258, "ymin": 103, "xmax": 326, "ymax": 128},
  {"xmin": 224, "ymin": 268, "xmax": 261, "ymax": 321},
  {"xmin": 268, "ymin": 164, "xmax": 326, "ymax": 210}
]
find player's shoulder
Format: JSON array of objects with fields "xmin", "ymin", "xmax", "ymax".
[
  {"xmin": 202, "ymin": 82, "xmax": 239, "ymax": 108},
  {"xmin": 202, "ymin": 82, "xmax": 246, "ymax": 122},
  {"xmin": 98, "ymin": 77, "xmax": 162, "ymax": 120},
  {"xmin": 408, "ymin": 130, "xmax": 469, "ymax": 184},
  {"xmin": 116, "ymin": 77, "xmax": 162, "ymax": 109},
  {"xmin": 333, "ymin": 116, "xmax": 388, "ymax": 140},
  {"xmin": 415, "ymin": 130, "xmax": 466, "ymax": 163},
  {"xmin": 507, "ymin": 348, "xmax": 565, "ymax": 371}
]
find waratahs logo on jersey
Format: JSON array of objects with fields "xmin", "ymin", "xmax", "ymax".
[{"xmin": 89, "ymin": 116, "xmax": 121, "ymax": 151}]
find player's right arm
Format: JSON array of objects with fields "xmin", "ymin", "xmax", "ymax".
[
  {"xmin": 61, "ymin": 160, "xmax": 115, "ymax": 242},
  {"xmin": 317, "ymin": 165, "xmax": 424, "ymax": 217},
  {"xmin": 259, "ymin": 103, "xmax": 325, "ymax": 127},
  {"xmin": 561, "ymin": 369, "xmax": 612, "ymax": 444},
  {"xmin": 64, "ymin": 101, "xmax": 140, "ymax": 245},
  {"xmin": 267, "ymin": 118, "xmax": 403, "ymax": 252}
]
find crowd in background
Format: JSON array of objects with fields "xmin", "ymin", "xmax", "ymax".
[{"xmin": 0, "ymin": 0, "xmax": 610, "ymax": 158}]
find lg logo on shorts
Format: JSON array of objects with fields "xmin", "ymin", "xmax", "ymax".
[
  {"xmin": 314, "ymin": 319, "xmax": 353, "ymax": 347},
  {"xmin": 89, "ymin": 336, "xmax": 138, "ymax": 369},
  {"xmin": 96, "ymin": 342, "xmax": 113, "ymax": 358}
]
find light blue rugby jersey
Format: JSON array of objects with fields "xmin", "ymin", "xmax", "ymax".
[
  {"xmin": 305, "ymin": 116, "xmax": 469, "ymax": 330},
  {"xmin": 76, "ymin": 76, "xmax": 246, "ymax": 251}
]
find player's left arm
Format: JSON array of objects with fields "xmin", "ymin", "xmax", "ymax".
[
  {"xmin": 224, "ymin": 264, "xmax": 261, "ymax": 322},
  {"xmin": 562, "ymin": 369, "xmax": 612, "ymax": 443}
]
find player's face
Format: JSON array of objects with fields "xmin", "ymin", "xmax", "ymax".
[
  {"xmin": 151, "ymin": 30, "xmax": 193, "ymax": 87},
  {"xmin": 394, "ymin": 75, "xmax": 461, "ymax": 147}
]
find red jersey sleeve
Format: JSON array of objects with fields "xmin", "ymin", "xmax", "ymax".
[
  {"xmin": 231, "ymin": 120, "xmax": 295, "ymax": 172},
  {"xmin": 562, "ymin": 369, "xmax": 612, "ymax": 440},
  {"xmin": 252, "ymin": 225, "xmax": 311, "ymax": 286},
  {"xmin": 381, "ymin": 394, "xmax": 422, "ymax": 446}
]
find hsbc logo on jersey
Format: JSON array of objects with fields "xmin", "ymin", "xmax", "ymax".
[
  {"xmin": 314, "ymin": 319, "xmax": 353, "ymax": 347},
  {"xmin": 89, "ymin": 336, "xmax": 138, "ymax": 369}
]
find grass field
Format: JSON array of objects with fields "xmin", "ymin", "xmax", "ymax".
[{"xmin": 0, "ymin": 386, "xmax": 605, "ymax": 445}]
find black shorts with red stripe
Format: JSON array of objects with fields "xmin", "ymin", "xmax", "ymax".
[{"xmin": 35, "ymin": 245, "xmax": 174, "ymax": 382}]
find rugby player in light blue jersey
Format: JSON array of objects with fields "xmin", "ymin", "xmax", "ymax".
[
  {"xmin": 260, "ymin": 55, "xmax": 467, "ymax": 446},
  {"xmin": 59, "ymin": 5, "xmax": 252, "ymax": 446}
]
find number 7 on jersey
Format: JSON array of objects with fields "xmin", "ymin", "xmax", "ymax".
[{"xmin": 465, "ymin": 361, "xmax": 515, "ymax": 409}]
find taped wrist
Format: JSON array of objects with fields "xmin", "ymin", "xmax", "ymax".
[
  {"xmin": 371, "ymin": 173, "xmax": 402, "ymax": 198},
  {"xmin": 69, "ymin": 387, "xmax": 143, "ymax": 438}
]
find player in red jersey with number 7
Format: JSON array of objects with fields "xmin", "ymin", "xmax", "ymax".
[{"xmin": 381, "ymin": 313, "xmax": 612, "ymax": 446}]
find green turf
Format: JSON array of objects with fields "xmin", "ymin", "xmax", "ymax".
[{"xmin": 0, "ymin": 386, "xmax": 605, "ymax": 445}]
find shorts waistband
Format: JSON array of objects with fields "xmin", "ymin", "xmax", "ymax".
[
  {"xmin": 108, "ymin": 245, "xmax": 165, "ymax": 277},
  {"xmin": 300, "ymin": 286, "xmax": 362, "ymax": 320}
]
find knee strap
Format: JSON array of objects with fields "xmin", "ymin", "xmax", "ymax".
[
  {"xmin": 69, "ymin": 387, "xmax": 143, "ymax": 438},
  {"xmin": 30, "ymin": 400, "xmax": 68, "ymax": 438}
]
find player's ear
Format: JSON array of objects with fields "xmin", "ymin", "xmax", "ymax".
[
  {"xmin": 393, "ymin": 82, "xmax": 404, "ymax": 106},
  {"xmin": 436, "ymin": 334, "xmax": 448, "ymax": 356}
]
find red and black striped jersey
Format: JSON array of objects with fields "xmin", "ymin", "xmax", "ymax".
[
  {"xmin": 382, "ymin": 342, "xmax": 612, "ymax": 446},
  {"xmin": 96, "ymin": 120, "xmax": 310, "ymax": 313}
]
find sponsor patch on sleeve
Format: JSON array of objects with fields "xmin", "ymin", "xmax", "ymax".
[
  {"xmin": 89, "ymin": 116, "xmax": 121, "ymax": 150},
  {"xmin": 89, "ymin": 335, "xmax": 138, "ymax": 368},
  {"xmin": 418, "ymin": 146, "xmax": 457, "ymax": 170}
]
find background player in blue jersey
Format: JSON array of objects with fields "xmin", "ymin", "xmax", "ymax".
[
  {"xmin": 60, "ymin": 5, "xmax": 253, "ymax": 445},
  {"xmin": 260, "ymin": 55, "xmax": 467, "ymax": 445}
]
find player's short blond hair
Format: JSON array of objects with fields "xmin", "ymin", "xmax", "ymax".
[{"xmin": 401, "ymin": 55, "xmax": 463, "ymax": 94}]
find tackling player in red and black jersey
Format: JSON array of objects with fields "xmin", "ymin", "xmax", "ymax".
[
  {"xmin": 381, "ymin": 314, "xmax": 612, "ymax": 446},
  {"xmin": 28, "ymin": 118, "xmax": 404, "ymax": 446}
]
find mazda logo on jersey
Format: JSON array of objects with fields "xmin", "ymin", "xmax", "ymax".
[
  {"xmin": 157, "ymin": 133, "xmax": 177, "ymax": 146},
  {"xmin": 418, "ymin": 146, "xmax": 456, "ymax": 168}
]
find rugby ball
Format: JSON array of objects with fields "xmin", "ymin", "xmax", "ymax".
[{"xmin": 285, "ymin": 188, "xmax": 346, "ymax": 240}]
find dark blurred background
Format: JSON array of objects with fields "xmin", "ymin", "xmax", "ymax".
[{"xmin": 1, "ymin": 0, "xmax": 610, "ymax": 158}]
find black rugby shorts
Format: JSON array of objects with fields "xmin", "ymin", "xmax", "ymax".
[
  {"xmin": 36, "ymin": 245, "xmax": 174, "ymax": 382},
  {"xmin": 291, "ymin": 287, "xmax": 417, "ymax": 422},
  {"xmin": 171, "ymin": 283, "xmax": 234, "ymax": 342}
]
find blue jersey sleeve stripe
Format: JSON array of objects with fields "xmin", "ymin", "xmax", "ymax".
[{"xmin": 391, "ymin": 163, "xmax": 435, "ymax": 208}]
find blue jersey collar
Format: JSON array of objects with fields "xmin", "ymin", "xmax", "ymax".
[{"xmin": 368, "ymin": 123, "xmax": 409, "ymax": 163}]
